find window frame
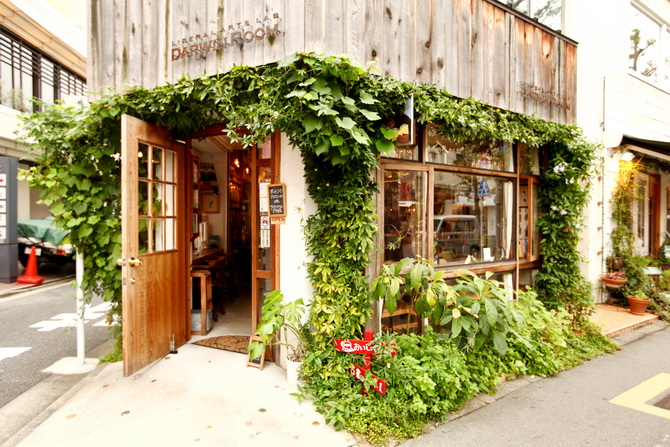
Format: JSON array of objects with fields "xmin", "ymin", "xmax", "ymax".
[{"xmin": 378, "ymin": 124, "xmax": 543, "ymax": 286}]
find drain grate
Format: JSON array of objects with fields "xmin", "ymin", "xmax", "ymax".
[{"xmin": 653, "ymin": 391, "xmax": 670, "ymax": 410}]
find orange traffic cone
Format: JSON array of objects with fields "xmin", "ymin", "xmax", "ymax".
[{"xmin": 17, "ymin": 247, "xmax": 44, "ymax": 285}]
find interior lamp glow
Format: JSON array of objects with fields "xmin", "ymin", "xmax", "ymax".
[{"xmin": 620, "ymin": 151, "xmax": 635, "ymax": 161}]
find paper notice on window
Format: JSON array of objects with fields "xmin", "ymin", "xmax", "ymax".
[
  {"xmin": 0, "ymin": 187, "xmax": 5, "ymax": 199},
  {"xmin": 260, "ymin": 229, "xmax": 270, "ymax": 248},
  {"xmin": 259, "ymin": 183, "xmax": 269, "ymax": 198}
]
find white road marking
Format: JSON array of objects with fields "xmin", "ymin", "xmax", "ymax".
[
  {"xmin": 30, "ymin": 302, "xmax": 112, "ymax": 332},
  {"xmin": 0, "ymin": 347, "xmax": 31, "ymax": 361}
]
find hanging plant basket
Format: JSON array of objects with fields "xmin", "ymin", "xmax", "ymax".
[{"xmin": 601, "ymin": 275, "xmax": 627, "ymax": 289}]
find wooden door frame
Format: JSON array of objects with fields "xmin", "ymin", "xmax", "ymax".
[{"xmin": 250, "ymin": 133, "xmax": 281, "ymax": 361}]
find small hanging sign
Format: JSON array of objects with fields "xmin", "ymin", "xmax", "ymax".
[{"xmin": 268, "ymin": 183, "xmax": 286, "ymax": 218}]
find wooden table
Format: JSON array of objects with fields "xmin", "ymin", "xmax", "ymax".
[{"xmin": 192, "ymin": 248, "xmax": 224, "ymax": 265}]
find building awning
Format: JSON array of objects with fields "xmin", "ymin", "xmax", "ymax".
[{"xmin": 621, "ymin": 135, "xmax": 670, "ymax": 156}]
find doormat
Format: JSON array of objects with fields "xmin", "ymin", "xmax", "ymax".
[{"xmin": 192, "ymin": 335, "xmax": 250, "ymax": 354}]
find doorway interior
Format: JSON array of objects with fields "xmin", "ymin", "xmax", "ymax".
[
  {"xmin": 188, "ymin": 129, "xmax": 280, "ymax": 347},
  {"xmin": 190, "ymin": 134, "xmax": 253, "ymax": 338}
]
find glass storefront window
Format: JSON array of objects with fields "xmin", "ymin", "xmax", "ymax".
[
  {"xmin": 425, "ymin": 125, "xmax": 514, "ymax": 172},
  {"xmin": 433, "ymin": 171, "xmax": 514, "ymax": 266},
  {"xmin": 383, "ymin": 169, "xmax": 427, "ymax": 263},
  {"xmin": 519, "ymin": 143, "xmax": 540, "ymax": 175}
]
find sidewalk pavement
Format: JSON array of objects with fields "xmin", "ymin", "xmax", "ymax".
[
  {"xmin": 5, "ymin": 341, "xmax": 357, "ymax": 447},
  {"xmin": 3, "ymin": 299, "xmax": 666, "ymax": 447}
]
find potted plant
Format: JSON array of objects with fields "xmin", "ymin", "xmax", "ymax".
[
  {"xmin": 247, "ymin": 290, "xmax": 310, "ymax": 384},
  {"xmin": 600, "ymin": 271, "xmax": 627, "ymax": 288},
  {"xmin": 628, "ymin": 291, "xmax": 651, "ymax": 316}
]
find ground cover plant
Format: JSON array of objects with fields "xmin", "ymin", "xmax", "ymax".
[{"xmin": 19, "ymin": 52, "xmax": 606, "ymax": 444}]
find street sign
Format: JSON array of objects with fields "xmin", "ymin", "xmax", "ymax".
[{"xmin": 477, "ymin": 178, "xmax": 491, "ymax": 197}]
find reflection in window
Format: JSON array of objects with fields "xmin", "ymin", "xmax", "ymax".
[
  {"xmin": 383, "ymin": 170, "xmax": 426, "ymax": 263},
  {"xmin": 425, "ymin": 125, "xmax": 514, "ymax": 172},
  {"xmin": 433, "ymin": 172, "xmax": 513, "ymax": 266},
  {"xmin": 506, "ymin": 0, "xmax": 562, "ymax": 30},
  {"xmin": 629, "ymin": 4, "xmax": 670, "ymax": 87}
]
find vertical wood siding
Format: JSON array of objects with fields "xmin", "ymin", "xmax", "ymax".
[{"xmin": 90, "ymin": 0, "xmax": 576, "ymax": 123}]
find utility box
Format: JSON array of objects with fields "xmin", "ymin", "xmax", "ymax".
[{"xmin": 0, "ymin": 157, "xmax": 18, "ymax": 283}]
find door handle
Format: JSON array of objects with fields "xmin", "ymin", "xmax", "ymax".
[
  {"xmin": 116, "ymin": 258, "xmax": 125, "ymax": 267},
  {"xmin": 128, "ymin": 257, "xmax": 143, "ymax": 267}
]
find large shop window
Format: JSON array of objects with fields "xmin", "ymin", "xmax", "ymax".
[
  {"xmin": 383, "ymin": 169, "xmax": 427, "ymax": 262},
  {"xmin": 381, "ymin": 125, "xmax": 542, "ymax": 274},
  {"xmin": 433, "ymin": 172, "xmax": 513, "ymax": 266}
]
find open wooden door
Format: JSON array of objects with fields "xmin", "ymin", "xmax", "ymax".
[{"xmin": 120, "ymin": 115, "xmax": 189, "ymax": 377}]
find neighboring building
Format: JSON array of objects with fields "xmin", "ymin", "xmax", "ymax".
[
  {"xmin": 565, "ymin": 0, "xmax": 670, "ymax": 301},
  {"xmin": 0, "ymin": 0, "xmax": 86, "ymax": 219},
  {"xmin": 89, "ymin": 0, "xmax": 584, "ymax": 375}
]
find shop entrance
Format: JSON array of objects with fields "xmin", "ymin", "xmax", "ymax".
[{"xmin": 120, "ymin": 116, "xmax": 279, "ymax": 376}]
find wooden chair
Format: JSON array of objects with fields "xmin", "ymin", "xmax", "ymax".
[{"xmin": 190, "ymin": 269, "xmax": 213, "ymax": 335}]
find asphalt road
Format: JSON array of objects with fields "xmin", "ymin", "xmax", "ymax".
[
  {"xmin": 401, "ymin": 325, "xmax": 670, "ymax": 447},
  {"xmin": 0, "ymin": 282, "xmax": 110, "ymax": 408}
]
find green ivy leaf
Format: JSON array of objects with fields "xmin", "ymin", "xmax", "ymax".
[
  {"xmin": 360, "ymin": 109, "xmax": 381, "ymax": 121},
  {"xmin": 330, "ymin": 135, "xmax": 344, "ymax": 146},
  {"xmin": 303, "ymin": 115, "xmax": 323, "ymax": 133},
  {"xmin": 335, "ymin": 116, "xmax": 356, "ymax": 130}
]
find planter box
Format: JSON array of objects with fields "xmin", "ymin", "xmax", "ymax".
[{"xmin": 191, "ymin": 309, "xmax": 213, "ymax": 332}]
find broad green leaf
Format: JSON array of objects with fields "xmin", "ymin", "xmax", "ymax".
[
  {"xmin": 359, "ymin": 90, "xmax": 378, "ymax": 104},
  {"xmin": 335, "ymin": 116, "xmax": 356, "ymax": 130},
  {"xmin": 277, "ymin": 52, "xmax": 300, "ymax": 67},
  {"xmin": 303, "ymin": 115, "xmax": 323, "ymax": 133},
  {"xmin": 314, "ymin": 139, "xmax": 330, "ymax": 155},
  {"xmin": 385, "ymin": 289, "xmax": 398, "ymax": 314},
  {"xmin": 360, "ymin": 109, "xmax": 381, "ymax": 121},
  {"xmin": 330, "ymin": 134, "xmax": 345, "ymax": 146},
  {"xmin": 351, "ymin": 128, "xmax": 371, "ymax": 145},
  {"xmin": 311, "ymin": 77, "xmax": 331, "ymax": 95},
  {"xmin": 492, "ymin": 331, "xmax": 508, "ymax": 354},
  {"xmin": 286, "ymin": 90, "xmax": 306, "ymax": 99},
  {"xmin": 375, "ymin": 138, "xmax": 395, "ymax": 153}
]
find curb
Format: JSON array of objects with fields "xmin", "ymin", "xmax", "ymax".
[
  {"xmin": 0, "ymin": 276, "xmax": 75, "ymax": 299},
  {"xmin": 0, "ymin": 339, "xmax": 115, "ymax": 447}
]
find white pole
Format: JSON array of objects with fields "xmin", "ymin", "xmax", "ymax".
[{"xmin": 76, "ymin": 250, "xmax": 85, "ymax": 364}]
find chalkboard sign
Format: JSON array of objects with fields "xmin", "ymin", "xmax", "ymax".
[
  {"xmin": 246, "ymin": 335, "xmax": 265, "ymax": 370},
  {"xmin": 268, "ymin": 183, "xmax": 286, "ymax": 218}
]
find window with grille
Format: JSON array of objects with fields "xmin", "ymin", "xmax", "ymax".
[{"xmin": 0, "ymin": 27, "xmax": 86, "ymax": 112}]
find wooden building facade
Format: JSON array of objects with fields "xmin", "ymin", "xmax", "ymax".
[
  {"xmin": 90, "ymin": 0, "xmax": 580, "ymax": 375},
  {"xmin": 90, "ymin": 0, "xmax": 576, "ymax": 124}
]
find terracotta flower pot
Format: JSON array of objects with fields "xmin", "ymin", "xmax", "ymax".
[
  {"xmin": 628, "ymin": 296, "xmax": 651, "ymax": 316},
  {"xmin": 601, "ymin": 275, "xmax": 627, "ymax": 288}
]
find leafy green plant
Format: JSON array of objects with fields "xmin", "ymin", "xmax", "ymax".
[
  {"xmin": 372, "ymin": 258, "xmax": 528, "ymax": 355},
  {"xmin": 248, "ymin": 290, "xmax": 309, "ymax": 362},
  {"xmin": 607, "ymin": 158, "xmax": 653, "ymax": 303}
]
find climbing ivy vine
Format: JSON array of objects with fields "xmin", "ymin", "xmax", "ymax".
[{"xmin": 20, "ymin": 50, "xmax": 597, "ymax": 397}]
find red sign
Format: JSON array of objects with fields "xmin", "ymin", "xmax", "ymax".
[
  {"xmin": 333, "ymin": 338, "xmax": 376, "ymax": 354},
  {"xmin": 333, "ymin": 330, "xmax": 396, "ymax": 396},
  {"xmin": 351, "ymin": 363, "xmax": 387, "ymax": 395}
]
